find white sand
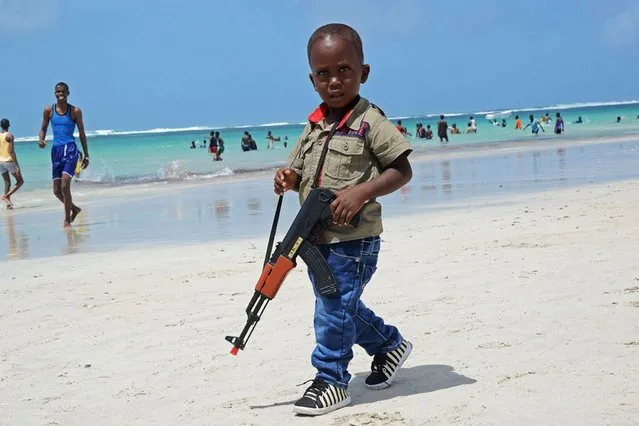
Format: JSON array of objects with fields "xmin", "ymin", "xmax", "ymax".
[{"xmin": 2, "ymin": 181, "xmax": 638, "ymax": 425}]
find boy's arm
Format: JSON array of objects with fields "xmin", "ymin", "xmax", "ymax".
[{"xmin": 331, "ymin": 118, "xmax": 413, "ymax": 225}]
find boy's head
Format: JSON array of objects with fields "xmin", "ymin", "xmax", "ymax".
[
  {"xmin": 556, "ymin": 112, "xmax": 560, "ymax": 118},
  {"xmin": 1, "ymin": 118, "xmax": 9, "ymax": 130},
  {"xmin": 215, "ymin": 131, "xmax": 220, "ymax": 137},
  {"xmin": 440, "ymin": 115, "xmax": 444, "ymax": 120},
  {"xmin": 427, "ymin": 124, "xmax": 431, "ymax": 129},
  {"xmin": 307, "ymin": 23, "xmax": 370, "ymax": 110}
]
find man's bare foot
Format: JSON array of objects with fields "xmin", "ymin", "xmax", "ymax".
[
  {"xmin": 70, "ymin": 206, "xmax": 82, "ymax": 223},
  {"xmin": 64, "ymin": 221, "xmax": 72, "ymax": 229},
  {"xmin": 1, "ymin": 195, "xmax": 12, "ymax": 209}
]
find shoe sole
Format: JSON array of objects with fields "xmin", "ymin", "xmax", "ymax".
[
  {"xmin": 293, "ymin": 395, "xmax": 352, "ymax": 416},
  {"xmin": 364, "ymin": 340, "xmax": 413, "ymax": 390}
]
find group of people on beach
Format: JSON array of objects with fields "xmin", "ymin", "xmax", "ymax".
[
  {"xmin": 400, "ymin": 111, "xmax": 570, "ymax": 142},
  {"xmin": 1, "ymin": 82, "xmax": 89, "ymax": 226}
]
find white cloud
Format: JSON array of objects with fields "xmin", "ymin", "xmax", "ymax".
[
  {"xmin": 0, "ymin": 0, "xmax": 60, "ymax": 32},
  {"xmin": 604, "ymin": 3, "xmax": 639, "ymax": 46}
]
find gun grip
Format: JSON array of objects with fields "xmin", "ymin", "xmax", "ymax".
[
  {"xmin": 349, "ymin": 210, "xmax": 362, "ymax": 227},
  {"xmin": 298, "ymin": 241, "xmax": 339, "ymax": 297}
]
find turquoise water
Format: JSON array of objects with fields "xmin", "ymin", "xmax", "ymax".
[{"xmin": 8, "ymin": 101, "xmax": 639, "ymax": 206}]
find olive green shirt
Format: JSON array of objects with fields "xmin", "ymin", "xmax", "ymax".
[{"xmin": 287, "ymin": 97, "xmax": 413, "ymax": 243}]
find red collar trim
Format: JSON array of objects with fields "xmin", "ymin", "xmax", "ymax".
[{"xmin": 308, "ymin": 103, "xmax": 354, "ymax": 129}]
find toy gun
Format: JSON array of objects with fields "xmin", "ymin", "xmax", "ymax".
[{"xmin": 225, "ymin": 188, "xmax": 360, "ymax": 355}]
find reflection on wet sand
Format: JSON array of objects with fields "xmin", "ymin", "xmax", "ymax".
[
  {"xmin": 214, "ymin": 199, "xmax": 230, "ymax": 219},
  {"xmin": 4, "ymin": 213, "xmax": 29, "ymax": 259},
  {"xmin": 247, "ymin": 197, "xmax": 261, "ymax": 214}
]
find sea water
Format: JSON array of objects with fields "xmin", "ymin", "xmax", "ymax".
[{"xmin": 7, "ymin": 101, "xmax": 639, "ymax": 208}]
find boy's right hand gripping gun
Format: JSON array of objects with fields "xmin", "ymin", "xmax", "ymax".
[{"xmin": 225, "ymin": 188, "xmax": 360, "ymax": 355}]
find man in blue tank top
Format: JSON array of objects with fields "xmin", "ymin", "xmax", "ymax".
[{"xmin": 39, "ymin": 82, "xmax": 90, "ymax": 227}]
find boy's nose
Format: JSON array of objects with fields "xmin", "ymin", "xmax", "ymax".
[{"xmin": 329, "ymin": 77, "xmax": 342, "ymax": 88}]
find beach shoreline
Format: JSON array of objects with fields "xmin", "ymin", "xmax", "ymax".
[
  {"xmin": 7, "ymin": 131, "xmax": 639, "ymax": 210},
  {"xmin": 2, "ymin": 180, "xmax": 638, "ymax": 424}
]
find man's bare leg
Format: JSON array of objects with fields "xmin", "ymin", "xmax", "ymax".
[
  {"xmin": 53, "ymin": 177, "xmax": 81, "ymax": 226},
  {"xmin": 2, "ymin": 172, "xmax": 13, "ymax": 209},
  {"xmin": 3, "ymin": 171, "xmax": 24, "ymax": 200}
]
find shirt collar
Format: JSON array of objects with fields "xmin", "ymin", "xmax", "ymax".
[{"xmin": 307, "ymin": 97, "xmax": 370, "ymax": 131}]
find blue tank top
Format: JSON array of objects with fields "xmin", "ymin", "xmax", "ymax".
[{"xmin": 51, "ymin": 103, "xmax": 76, "ymax": 146}]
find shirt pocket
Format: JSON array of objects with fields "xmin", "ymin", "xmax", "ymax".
[
  {"xmin": 324, "ymin": 138, "xmax": 366, "ymax": 184},
  {"xmin": 299, "ymin": 140, "xmax": 317, "ymax": 183}
]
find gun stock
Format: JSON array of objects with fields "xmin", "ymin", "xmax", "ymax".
[{"xmin": 225, "ymin": 188, "xmax": 361, "ymax": 354}]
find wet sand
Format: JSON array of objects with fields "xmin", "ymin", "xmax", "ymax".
[{"xmin": 2, "ymin": 138, "xmax": 638, "ymax": 260}]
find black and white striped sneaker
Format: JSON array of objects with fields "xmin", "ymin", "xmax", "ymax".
[
  {"xmin": 364, "ymin": 339, "xmax": 413, "ymax": 390},
  {"xmin": 293, "ymin": 378, "xmax": 351, "ymax": 416}
]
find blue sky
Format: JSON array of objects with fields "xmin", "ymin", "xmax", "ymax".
[{"xmin": 3, "ymin": 0, "xmax": 639, "ymax": 135}]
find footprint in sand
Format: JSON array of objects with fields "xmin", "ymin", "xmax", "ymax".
[{"xmin": 332, "ymin": 411, "xmax": 410, "ymax": 426}]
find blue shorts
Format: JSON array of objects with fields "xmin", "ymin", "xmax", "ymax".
[{"xmin": 51, "ymin": 142, "xmax": 79, "ymax": 180}]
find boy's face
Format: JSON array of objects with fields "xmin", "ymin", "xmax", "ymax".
[{"xmin": 308, "ymin": 37, "xmax": 369, "ymax": 110}]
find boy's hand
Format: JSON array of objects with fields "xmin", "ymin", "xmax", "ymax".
[
  {"xmin": 331, "ymin": 185, "xmax": 370, "ymax": 226},
  {"xmin": 274, "ymin": 167, "xmax": 299, "ymax": 195},
  {"xmin": 38, "ymin": 139, "xmax": 46, "ymax": 149}
]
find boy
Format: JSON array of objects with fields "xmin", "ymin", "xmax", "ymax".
[
  {"xmin": 39, "ymin": 82, "xmax": 89, "ymax": 227},
  {"xmin": 0, "ymin": 118, "xmax": 24, "ymax": 209},
  {"xmin": 274, "ymin": 23, "xmax": 413, "ymax": 416}
]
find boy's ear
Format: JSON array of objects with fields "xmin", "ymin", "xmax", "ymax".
[{"xmin": 360, "ymin": 64, "xmax": 370, "ymax": 84}]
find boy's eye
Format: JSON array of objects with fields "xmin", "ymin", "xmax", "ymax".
[{"xmin": 317, "ymin": 70, "xmax": 328, "ymax": 76}]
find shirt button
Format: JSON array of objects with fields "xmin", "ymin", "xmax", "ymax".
[{"xmin": 343, "ymin": 143, "xmax": 349, "ymax": 151}]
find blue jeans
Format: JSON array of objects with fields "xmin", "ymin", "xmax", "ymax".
[{"xmin": 309, "ymin": 236, "xmax": 403, "ymax": 389}]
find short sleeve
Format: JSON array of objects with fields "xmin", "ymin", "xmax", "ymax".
[
  {"xmin": 367, "ymin": 116, "xmax": 413, "ymax": 168},
  {"xmin": 287, "ymin": 123, "xmax": 312, "ymax": 174}
]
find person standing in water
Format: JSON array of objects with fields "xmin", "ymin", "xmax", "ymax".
[
  {"xmin": 554, "ymin": 113, "xmax": 565, "ymax": 134},
  {"xmin": 39, "ymin": 82, "xmax": 89, "ymax": 227},
  {"xmin": 0, "ymin": 119, "xmax": 24, "ymax": 209}
]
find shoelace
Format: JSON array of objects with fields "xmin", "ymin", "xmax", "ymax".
[
  {"xmin": 297, "ymin": 378, "xmax": 330, "ymax": 394},
  {"xmin": 370, "ymin": 353, "xmax": 392, "ymax": 373}
]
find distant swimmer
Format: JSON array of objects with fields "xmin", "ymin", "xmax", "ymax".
[
  {"xmin": 450, "ymin": 123, "xmax": 460, "ymax": 134},
  {"xmin": 574, "ymin": 116, "xmax": 583, "ymax": 124},
  {"xmin": 0, "ymin": 118, "xmax": 24, "ymax": 209},
  {"xmin": 616, "ymin": 116, "xmax": 622, "ymax": 123},
  {"xmin": 501, "ymin": 119, "xmax": 507, "ymax": 128},
  {"xmin": 465, "ymin": 122, "xmax": 476, "ymax": 134},
  {"xmin": 554, "ymin": 113, "xmax": 564, "ymax": 135},
  {"xmin": 214, "ymin": 131, "xmax": 224, "ymax": 161},
  {"xmin": 39, "ymin": 82, "xmax": 89, "ymax": 227},
  {"xmin": 395, "ymin": 119, "xmax": 408, "ymax": 136},
  {"xmin": 515, "ymin": 115, "xmax": 522, "ymax": 130},
  {"xmin": 523, "ymin": 114, "xmax": 544, "ymax": 135},
  {"xmin": 190, "ymin": 140, "xmax": 196, "ymax": 149},
  {"xmin": 241, "ymin": 131, "xmax": 251, "ymax": 151},
  {"xmin": 266, "ymin": 130, "xmax": 280, "ymax": 149},
  {"xmin": 437, "ymin": 115, "xmax": 449, "ymax": 142},
  {"xmin": 425, "ymin": 124, "xmax": 433, "ymax": 140}
]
